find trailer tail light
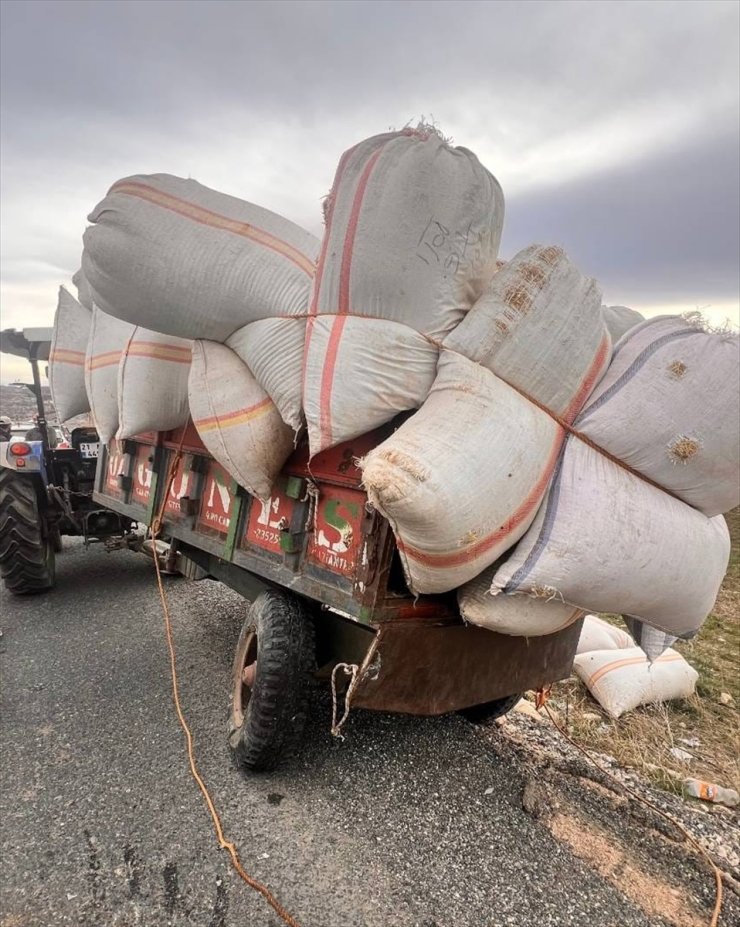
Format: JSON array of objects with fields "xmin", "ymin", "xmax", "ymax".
[
  {"xmin": 9, "ymin": 442, "xmax": 31, "ymax": 456},
  {"xmin": 16, "ymin": 459, "xmax": 26, "ymax": 468}
]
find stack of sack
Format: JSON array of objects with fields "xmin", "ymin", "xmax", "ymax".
[
  {"xmin": 48, "ymin": 125, "xmax": 739, "ymax": 658},
  {"xmin": 573, "ymin": 615, "xmax": 698, "ymax": 718}
]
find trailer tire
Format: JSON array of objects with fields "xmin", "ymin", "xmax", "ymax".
[
  {"xmin": 228, "ymin": 589, "xmax": 315, "ymax": 772},
  {"xmin": 0, "ymin": 469, "xmax": 56, "ymax": 595},
  {"xmin": 460, "ymin": 694, "xmax": 522, "ymax": 724}
]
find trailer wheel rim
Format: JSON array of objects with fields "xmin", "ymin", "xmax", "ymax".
[{"xmin": 231, "ymin": 627, "xmax": 258, "ymax": 730}]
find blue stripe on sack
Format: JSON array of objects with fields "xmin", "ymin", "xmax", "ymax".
[
  {"xmin": 578, "ymin": 327, "xmax": 696, "ymax": 425},
  {"xmin": 610, "ymin": 314, "xmax": 665, "ymax": 360},
  {"xmin": 504, "ymin": 437, "xmax": 571, "ymax": 593}
]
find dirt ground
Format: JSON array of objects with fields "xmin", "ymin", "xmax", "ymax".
[{"xmin": 533, "ymin": 507, "xmax": 740, "ymax": 797}]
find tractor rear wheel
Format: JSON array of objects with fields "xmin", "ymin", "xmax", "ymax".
[
  {"xmin": 0, "ymin": 469, "xmax": 56, "ymax": 595},
  {"xmin": 460, "ymin": 693, "xmax": 522, "ymax": 724}
]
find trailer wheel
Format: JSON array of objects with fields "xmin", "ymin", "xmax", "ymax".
[
  {"xmin": 0, "ymin": 469, "xmax": 56, "ymax": 595},
  {"xmin": 460, "ymin": 694, "xmax": 522, "ymax": 724},
  {"xmin": 228, "ymin": 589, "xmax": 315, "ymax": 772}
]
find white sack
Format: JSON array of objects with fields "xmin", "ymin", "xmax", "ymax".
[
  {"xmin": 72, "ymin": 267, "xmax": 94, "ymax": 311},
  {"xmin": 49, "ymin": 286, "xmax": 92, "ymax": 422},
  {"xmin": 601, "ymin": 305, "xmax": 644, "ymax": 344},
  {"xmin": 362, "ymin": 351, "xmax": 562, "ymax": 594},
  {"xmin": 444, "ymin": 244, "xmax": 611, "ymax": 419},
  {"xmin": 82, "ymin": 174, "xmax": 319, "ymax": 342},
  {"xmin": 85, "ymin": 307, "xmax": 135, "ymax": 444},
  {"xmin": 361, "ymin": 245, "xmax": 612, "ymax": 594},
  {"xmin": 577, "ymin": 315, "xmax": 740, "ymax": 517},
  {"xmin": 576, "ymin": 615, "xmax": 634, "ymax": 655},
  {"xmin": 117, "ymin": 328, "xmax": 192, "ymax": 438},
  {"xmin": 304, "ymin": 128, "xmax": 504, "ymax": 454},
  {"xmin": 493, "ymin": 437, "xmax": 731, "ymax": 639},
  {"xmin": 303, "ymin": 316, "xmax": 439, "ymax": 450},
  {"xmin": 226, "ymin": 318, "xmax": 306, "ymax": 432},
  {"xmin": 459, "ymin": 566, "xmax": 584, "ymax": 636},
  {"xmin": 574, "ymin": 646, "xmax": 698, "ymax": 718},
  {"xmin": 188, "ymin": 341, "xmax": 295, "ymax": 500}
]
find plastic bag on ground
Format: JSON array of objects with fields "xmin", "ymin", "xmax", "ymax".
[
  {"xmin": 574, "ymin": 646, "xmax": 698, "ymax": 718},
  {"xmin": 49, "ymin": 286, "xmax": 92, "ymax": 422},
  {"xmin": 188, "ymin": 341, "xmax": 295, "ymax": 501},
  {"xmin": 117, "ymin": 328, "xmax": 192, "ymax": 438}
]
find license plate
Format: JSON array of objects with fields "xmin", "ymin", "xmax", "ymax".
[{"xmin": 79, "ymin": 442, "xmax": 99, "ymax": 459}]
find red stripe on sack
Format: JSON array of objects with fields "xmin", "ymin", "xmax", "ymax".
[
  {"xmin": 110, "ymin": 181, "xmax": 315, "ymax": 277},
  {"xmin": 315, "ymin": 141, "xmax": 390, "ymax": 448},
  {"xmin": 302, "ymin": 143, "xmax": 362, "ymax": 404},
  {"xmin": 338, "ymin": 145, "xmax": 386, "ymax": 315},
  {"xmin": 562, "ymin": 333, "xmax": 611, "ymax": 425},
  {"xmin": 194, "ymin": 396, "xmax": 273, "ymax": 430},
  {"xmin": 397, "ymin": 430, "xmax": 565, "ymax": 568},
  {"xmin": 318, "ymin": 316, "xmax": 348, "ymax": 448}
]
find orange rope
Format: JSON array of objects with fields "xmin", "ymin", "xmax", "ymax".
[
  {"xmin": 541, "ymin": 699, "xmax": 723, "ymax": 927},
  {"xmin": 150, "ymin": 434, "xmax": 302, "ymax": 927}
]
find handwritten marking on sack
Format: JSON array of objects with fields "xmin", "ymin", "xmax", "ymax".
[{"xmin": 416, "ymin": 218, "xmax": 490, "ymax": 277}]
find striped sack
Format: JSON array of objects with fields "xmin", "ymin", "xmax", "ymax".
[
  {"xmin": 49, "ymin": 286, "xmax": 92, "ymax": 422},
  {"xmin": 117, "ymin": 328, "xmax": 192, "ymax": 438},
  {"xmin": 188, "ymin": 341, "xmax": 295, "ymax": 501}
]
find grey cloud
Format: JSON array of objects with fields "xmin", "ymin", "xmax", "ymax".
[{"xmin": 503, "ymin": 122, "xmax": 740, "ymax": 305}]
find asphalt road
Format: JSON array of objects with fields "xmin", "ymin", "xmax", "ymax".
[{"xmin": 0, "ymin": 539, "xmax": 714, "ymax": 926}]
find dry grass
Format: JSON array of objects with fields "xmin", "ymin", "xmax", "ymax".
[{"xmin": 556, "ymin": 507, "xmax": 740, "ymax": 796}]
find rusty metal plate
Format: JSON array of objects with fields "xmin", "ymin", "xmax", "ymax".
[{"xmin": 351, "ymin": 618, "xmax": 583, "ymax": 715}]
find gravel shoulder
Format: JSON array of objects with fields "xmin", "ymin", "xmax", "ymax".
[{"xmin": 1, "ymin": 540, "xmax": 736, "ymax": 926}]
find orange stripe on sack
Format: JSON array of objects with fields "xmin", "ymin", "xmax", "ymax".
[
  {"xmin": 397, "ymin": 429, "xmax": 566, "ymax": 568},
  {"xmin": 562, "ymin": 333, "xmax": 612, "ymax": 424},
  {"xmin": 587, "ymin": 651, "xmax": 684, "ymax": 689},
  {"xmin": 302, "ymin": 142, "xmax": 362, "ymax": 403},
  {"xmin": 315, "ymin": 142, "xmax": 390, "ymax": 449},
  {"xmin": 50, "ymin": 349, "xmax": 85, "ymax": 366},
  {"xmin": 318, "ymin": 315, "xmax": 348, "ymax": 448},
  {"xmin": 86, "ymin": 350, "xmax": 122, "ymax": 370},
  {"xmin": 194, "ymin": 397, "xmax": 272, "ymax": 434},
  {"xmin": 126, "ymin": 343, "xmax": 192, "ymax": 364},
  {"xmin": 338, "ymin": 145, "xmax": 386, "ymax": 315},
  {"xmin": 110, "ymin": 181, "xmax": 315, "ymax": 278}
]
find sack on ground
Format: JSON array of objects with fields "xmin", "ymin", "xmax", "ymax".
[
  {"xmin": 82, "ymin": 173, "xmax": 319, "ymax": 342},
  {"xmin": 188, "ymin": 341, "xmax": 295, "ymax": 500},
  {"xmin": 49, "ymin": 286, "xmax": 92, "ymax": 422},
  {"xmin": 84, "ymin": 307, "xmax": 135, "ymax": 444},
  {"xmin": 117, "ymin": 328, "xmax": 192, "ymax": 438},
  {"xmin": 574, "ymin": 646, "xmax": 698, "ymax": 718},
  {"xmin": 576, "ymin": 615, "xmax": 634, "ymax": 654}
]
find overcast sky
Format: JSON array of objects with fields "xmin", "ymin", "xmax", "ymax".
[{"xmin": 1, "ymin": 0, "xmax": 738, "ymax": 382}]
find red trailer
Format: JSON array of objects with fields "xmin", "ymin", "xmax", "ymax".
[{"xmin": 93, "ymin": 421, "xmax": 582, "ymax": 770}]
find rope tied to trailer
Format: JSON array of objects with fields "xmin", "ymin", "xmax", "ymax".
[
  {"xmin": 535, "ymin": 687, "xmax": 723, "ymax": 927},
  {"xmin": 149, "ymin": 431, "xmax": 303, "ymax": 927}
]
